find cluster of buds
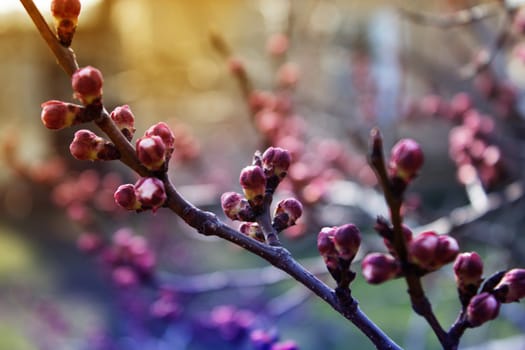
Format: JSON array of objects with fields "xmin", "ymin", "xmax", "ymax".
[
  {"xmin": 405, "ymin": 89, "xmax": 510, "ymax": 190},
  {"xmin": 50, "ymin": 0, "xmax": 81, "ymax": 46},
  {"xmin": 103, "ymin": 228, "xmax": 156, "ymax": 287},
  {"xmin": 221, "ymin": 147, "xmax": 302, "ymax": 242},
  {"xmin": 136, "ymin": 122, "xmax": 175, "ymax": 171},
  {"xmin": 69, "ymin": 129, "xmax": 120, "ymax": 161},
  {"xmin": 114, "ymin": 177, "xmax": 167, "ymax": 212},
  {"xmin": 317, "ymin": 224, "xmax": 361, "ymax": 284},
  {"xmin": 407, "ymin": 231, "xmax": 459, "ymax": 272}
]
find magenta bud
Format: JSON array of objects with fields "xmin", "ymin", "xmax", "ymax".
[
  {"xmin": 494, "ymin": 268, "xmax": 525, "ymax": 303},
  {"xmin": 466, "ymin": 292, "xmax": 500, "ymax": 327},
  {"xmin": 454, "ymin": 252, "xmax": 484, "ymax": 290},
  {"xmin": 221, "ymin": 192, "xmax": 255, "ymax": 221},
  {"xmin": 145, "ymin": 122, "xmax": 175, "ymax": 150},
  {"xmin": 273, "ymin": 198, "xmax": 303, "ymax": 231},
  {"xmin": 134, "ymin": 177, "xmax": 167, "ymax": 212},
  {"xmin": 408, "ymin": 231, "xmax": 459, "ymax": 271},
  {"xmin": 239, "ymin": 165, "xmax": 266, "ymax": 206},
  {"xmin": 41, "ymin": 100, "xmax": 83, "ymax": 130},
  {"xmin": 136, "ymin": 135, "xmax": 167, "ymax": 171},
  {"xmin": 72, "ymin": 66, "xmax": 103, "ymax": 105},
  {"xmin": 262, "ymin": 147, "xmax": 292, "ymax": 181},
  {"xmin": 76, "ymin": 232, "xmax": 102, "ymax": 254},
  {"xmin": 51, "ymin": 0, "xmax": 81, "ymax": 46},
  {"xmin": 112, "ymin": 266, "xmax": 138, "ymax": 288},
  {"xmin": 333, "ymin": 224, "xmax": 361, "ymax": 261},
  {"xmin": 389, "ymin": 139, "xmax": 424, "ymax": 182},
  {"xmin": 70, "ymin": 129, "xmax": 120, "ymax": 161},
  {"xmin": 110, "ymin": 105, "xmax": 136, "ymax": 141},
  {"xmin": 114, "ymin": 184, "xmax": 141, "ymax": 210},
  {"xmin": 361, "ymin": 253, "xmax": 400, "ymax": 284},
  {"xmin": 239, "ymin": 222, "xmax": 265, "ymax": 242},
  {"xmin": 317, "ymin": 227, "xmax": 338, "ymax": 270}
]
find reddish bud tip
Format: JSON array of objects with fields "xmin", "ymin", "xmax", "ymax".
[
  {"xmin": 114, "ymin": 184, "xmax": 141, "ymax": 210},
  {"xmin": 454, "ymin": 252, "xmax": 484, "ymax": 289},
  {"xmin": 361, "ymin": 253, "xmax": 400, "ymax": 284},
  {"xmin": 262, "ymin": 147, "xmax": 292, "ymax": 180},
  {"xmin": 466, "ymin": 292, "xmax": 500, "ymax": 327},
  {"xmin": 239, "ymin": 165, "xmax": 266, "ymax": 206},
  {"xmin": 408, "ymin": 231, "xmax": 459, "ymax": 271},
  {"xmin": 72, "ymin": 66, "xmax": 103, "ymax": 105},
  {"xmin": 136, "ymin": 135, "xmax": 167, "ymax": 171},
  {"xmin": 41, "ymin": 100, "xmax": 82, "ymax": 130},
  {"xmin": 273, "ymin": 198, "xmax": 303, "ymax": 231},
  {"xmin": 389, "ymin": 139, "xmax": 424, "ymax": 182},
  {"xmin": 494, "ymin": 268, "xmax": 525, "ymax": 303},
  {"xmin": 333, "ymin": 224, "xmax": 361, "ymax": 261},
  {"xmin": 110, "ymin": 105, "xmax": 136, "ymax": 141},
  {"xmin": 134, "ymin": 177, "xmax": 167, "ymax": 212},
  {"xmin": 220, "ymin": 192, "xmax": 255, "ymax": 222},
  {"xmin": 145, "ymin": 122, "xmax": 175, "ymax": 150}
]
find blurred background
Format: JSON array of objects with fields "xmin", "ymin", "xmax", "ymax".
[{"xmin": 1, "ymin": 0, "xmax": 525, "ymax": 349}]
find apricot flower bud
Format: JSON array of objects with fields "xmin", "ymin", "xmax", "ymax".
[
  {"xmin": 361, "ymin": 253, "xmax": 400, "ymax": 284},
  {"xmin": 239, "ymin": 222, "xmax": 265, "ymax": 242},
  {"xmin": 408, "ymin": 231, "xmax": 459, "ymax": 271},
  {"xmin": 273, "ymin": 198, "xmax": 303, "ymax": 231},
  {"xmin": 114, "ymin": 184, "xmax": 141, "ymax": 210},
  {"xmin": 262, "ymin": 147, "xmax": 291, "ymax": 181},
  {"xmin": 494, "ymin": 268, "xmax": 525, "ymax": 303},
  {"xmin": 389, "ymin": 139, "xmax": 424, "ymax": 182},
  {"xmin": 466, "ymin": 292, "xmax": 500, "ymax": 327},
  {"xmin": 454, "ymin": 252, "xmax": 484, "ymax": 290},
  {"xmin": 72, "ymin": 66, "xmax": 103, "ymax": 105},
  {"xmin": 41, "ymin": 100, "xmax": 84, "ymax": 130},
  {"xmin": 70, "ymin": 129, "xmax": 120, "ymax": 161},
  {"xmin": 333, "ymin": 224, "xmax": 361, "ymax": 261},
  {"xmin": 220, "ymin": 192, "xmax": 255, "ymax": 222},
  {"xmin": 145, "ymin": 122, "xmax": 175, "ymax": 150},
  {"xmin": 239, "ymin": 165, "xmax": 266, "ymax": 206},
  {"xmin": 134, "ymin": 177, "xmax": 167, "ymax": 212},
  {"xmin": 136, "ymin": 135, "xmax": 167, "ymax": 171},
  {"xmin": 110, "ymin": 105, "xmax": 136, "ymax": 141},
  {"xmin": 317, "ymin": 227, "xmax": 338, "ymax": 271},
  {"xmin": 51, "ymin": 0, "xmax": 81, "ymax": 46}
]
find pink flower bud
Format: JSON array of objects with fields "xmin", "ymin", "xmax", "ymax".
[
  {"xmin": 51, "ymin": 0, "xmax": 81, "ymax": 46},
  {"xmin": 266, "ymin": 33, "xmax": 289, "ymax": 56},
  {"xmin": 454, "ymin": 252, "xmax": 484, "ymax": 289},
  {"xmin": 114, "ymin": 184, "xmax": 141, "ymax": 210},
  {"xmin": 333, "ymin": 224, "xmax": 361, "ymax": 261},
  {"xmin": 408, "ymin": 231, "xmax": 459, "ymax": 271},
  {"xmin": 76, "ymin": 232, "xmax": 102, "ymax": 254},
  {"xmin": 72, "ymin": 66, "xmax": 103, "ymax": 105},
  {"xmin": 145, "ymin": 122, "xmax": 175, "ymax": 150},
  {"xmin": 110, "ymin": 105, "xmax": 136, "ymax": 141},
  {"xmin": 262, "ymin": 147, "xmax": 292, "ymax": 181},
  {"xmin": 134, "ymin": 177, "xmax": 167, "ymax": 211},
  {"xmin": 317, "ymin": 227, "xmax": 338, "ymax": 270},
  {"xmin": 494, "ymin": 268, "xmax": 525, "ymax": 303},
  {"xmin": 361, "ymin": 253, "xmax": 400, "ymax": 284},
  {"xmin": 239, "ymin": 222, "xmax": 265, "ymax": 242},
  {"xmin": 389, "ymin": 139, "xmax": 424, "ymax": 182},
  {"xmin": 466, "ymin": 292, "xmax": 500, "ymax": 327},
  {"xmin": 239, "ymin": 165, "xmax": 266, "ymax": 206},
  {"xmin": 136, "ymin": 135, "xmax": 167, "ymax": 171},
  {"xmin": 273, "ymin": 198, "xmax": 303, "ymax": 231},
  {"xmin": 70, "ymin": 129, "xmax": 120, "ymax": 161},
  {"xmin": 41, "ymin": 100, "xmax": 83, "ymax": 130},
  {"xmin": 112, "ymin": 266, "xmax": 138, "ymax": 288},
  {"xmin": 220, "ymin": 192, "xmax": 255, "ymax": 222}
]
